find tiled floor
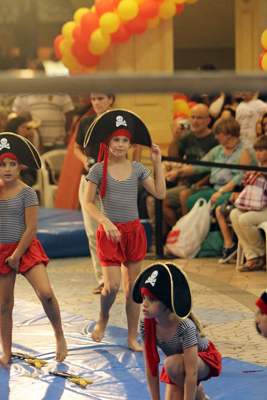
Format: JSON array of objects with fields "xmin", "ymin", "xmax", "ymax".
[{"xmin": 14, "ymin": 253, "xmax": 267, "ymax": 367}]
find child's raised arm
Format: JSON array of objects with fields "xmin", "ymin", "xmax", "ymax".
[
  {"xmin": 142, "ymin": 144, "xmax": 166, "ymax": 200},
  {"xmin": 183, "ymin": 345, "xmax": 199, "ymax": 400}
]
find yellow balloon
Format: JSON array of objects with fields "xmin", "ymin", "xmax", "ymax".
[
  {"xmin": 62, "ymin": 21, "xmax": 76, "ymax": 39},
  {"xmin": 91, "ymin": 5, "xmax": 96, "ymax": 13},
  {"xmin": 89, "ymin": 28, "xmax": 111, "ymax": 53},
  {"xmin": 147, "ymin": 16, "xmax": 160, "ymax": 29},
  {"xmin": 117, "ymin": 0, "xmax": 139, "ymax": 21},
  {"xmin": 158, "ymin": 1, "xmax": 176, "ymax": 20},
  {"xmin": 88, "ymin": 42, "xmax": 108, "ymax": 56},
  {"xmin": 173, "ymin": 99, "xmax": 190, "ymax": 116},
  {"xmin": 173, "ymin": 0, "xmax": 186, "ymax": 3},
  {"xmin": 261, "ymin": 53, "xmax": 267, "ymax": 72},
  {"xmin": 99, "ymin": 12, "xmax": 121, "ymax": 34},
  {"xmin": 261, "ymin": 29, "xmax": 267, "ymax": 52},
  {"xmin": 185, "ymin": 0, "xmax": 198, "ymax": 3},
  {"xmin": 74, "ymin": 7, "xmax": 90, "ymax": 23},
  {"xmin": 61, "ymin": 55, "xmax": 83, "ymax": 72},
  {"xmin": 59, "ymin": 38, "xmax": 74, "ymax": 58}
]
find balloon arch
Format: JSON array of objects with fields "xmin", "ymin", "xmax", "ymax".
[{"xmin": 53, "ymin": 0, "xmax": 199, "ymax": 73}]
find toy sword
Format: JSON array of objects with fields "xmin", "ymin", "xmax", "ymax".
[
  {"xmin": 49, "ymin": 370, "xmax": 93, "ymax": 387},
  {"xmin": 12, "ymin": 352, "xmax": 48, "ymax": 369}
]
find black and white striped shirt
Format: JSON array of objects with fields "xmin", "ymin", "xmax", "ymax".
[
  {"xmin": 87, "ymin": 161, "xmax": 151, "ymax": 223},
  {"xmin": 0, "ymin": 187, "xmax": 38, "ymax": 244},
  {"xmin": 140, "ymin": 318, "xmax": 209, "ymax": 355}
]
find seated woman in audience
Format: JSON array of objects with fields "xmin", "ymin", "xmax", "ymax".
[
  {"xmin": 215, "ymin": 135, "xmax": 267, "ymax": 266},
  {"xmin": 175, "ymin": 117, "xmax": 257, "ymax": 213}
]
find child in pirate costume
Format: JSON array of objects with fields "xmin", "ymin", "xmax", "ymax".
[
  {"xmin": 84, "ymin": 109, "xmax": 166, "ymax": 352},
  {"xmin": 0, "ymin": 133, "xmax": 67, "ymax": 369},
  {"xmin": 255, "ymin": 290, "xmax": 267, "ymax": 339},
  {"xmin": 132, "ymin": 262, "xmax": 222, "ymax": 400}
]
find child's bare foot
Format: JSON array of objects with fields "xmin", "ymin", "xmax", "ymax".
[
  {"xmin": 127, "ymin": 339, "xmax": 143, "ymax": 352},
  {"xmin": 196, "ymin": 383, "xmax": 210, "ymax": 400},
  {"xmin": 0, "ymin": 355, "xmax": 12, "ymax": 370},
  {"xmin": 55, "ymin": 336, "xmax": 68, "ymax": 362},
  {"xmin": 91, "ymin": 315, "xmax": 109, "ymax": 343}
]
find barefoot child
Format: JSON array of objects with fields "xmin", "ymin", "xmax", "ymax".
[
  {"xmin": 0, "ymin": 133, "xmax": 67, "ymax": 369},
  {"xmin": 84, "ymin": 109, "xmax": 166, "ymax": 351},
  {"xmin": 132, "ymin": 262, "xmax": 222, "ymax": 400}
]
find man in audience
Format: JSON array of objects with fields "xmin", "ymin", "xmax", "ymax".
[{"xmin": 162, "ymin": 104, "xmax": 218, "ymax": 230}]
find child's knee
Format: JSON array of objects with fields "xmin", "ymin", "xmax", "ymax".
[
  {"xmin": 105, "ymin": 283, "xmax": 119, "ymax": 296},
  {"xmin": 37, "ymin": 289, "xmax": 54, "ymax": 303},
  {"xmin": 164, "ymin": 354, "xmax": 184, "ymax": 377},
  {"xmin": 0, "ymin": 297, "xmax": 14, "ymax": 315}
]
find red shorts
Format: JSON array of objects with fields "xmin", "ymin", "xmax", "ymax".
[
  {"xmin": 160, "ymin": 341, "xmax": 222, "ymax": 384},
  {"xmin": 0, "ymin": 237, "xmax": 49, "ymax": 275},
  {"xmin": 97, "ymin": 219, "xmax": 147, "ymax": 266}
]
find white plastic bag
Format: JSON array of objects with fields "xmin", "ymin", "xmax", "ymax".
[{"xmin": 165, "ymin": 198, "xmax": 211, "ymax": 258}]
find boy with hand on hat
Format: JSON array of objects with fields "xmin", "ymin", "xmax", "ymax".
[
  {"xmin": 84, "ymin": 109, "xmax": 166, "ymax": 352},
  {"xmin": 255, "ymin": 291, "xmax": 267, "ymax": 338},
  {"xmin": 132, "ymin": 262, "xmax": 221, "ymax": 400}
]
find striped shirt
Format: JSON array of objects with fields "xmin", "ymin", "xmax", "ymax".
[
  {"xmin": 87, "ymin": 161, "xmax": 151, "ymax": 223},
  {"xmin": 0, "ymin": 187, "xmax": 38, "ymax": 244},
  {"xmin": 140, "ymin": 318, "xmax": 209, "ymax": 356}
]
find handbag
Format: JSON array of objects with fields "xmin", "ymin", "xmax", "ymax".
[
  {"xmin": 234, "ymin": 172, "xmax": 267, "ymax": 211},
  {"xmin": 165, "ymin": 198, "xmax": 211, "ymax": 258}
]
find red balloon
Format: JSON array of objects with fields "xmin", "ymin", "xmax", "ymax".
[
  {"xmin": 126, "ymin": 15, "xmax": 147, "ymax": 35},
  {"xmin": 111, "ymin": 23, "xmax": 131, "ymax": 43},
  {"xmin": 95, "ymin": 0, "xmax": 114, "ymax": 17},
  {"xmin": 175, "ymin": 4, "xmax": 184, "ymax": 15},
  {"xmin": 173, "ymin": 93, "xmax": 187, "ymax": 101},
  {"xmin": 173, "ymin": 112, "xmax": 188, "ymax": 119},
  {"xmin": 73, "ymin": 25, "xmax": 89, "ymax": 45},
  {"xmin": 54, "ymin": 34, "xmax": 64, "ymax": 59},
  {"xmin": 139, "ymin": 0, "xmax": 159, "ymax": 19},
  {"xmin": 112, "ymin": 0, "xmax": 122, "ymax": 7},
  {"xmin": 81, "ymin": 12, "xmax": 99, "ymax": 37},
  {"xmin": 71, "ymin": 42, "xmax": 100, "ymax": 67}
]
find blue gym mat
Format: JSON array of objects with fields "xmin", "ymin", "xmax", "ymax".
[
  {"xmin": 1, "ymin": 299, "xmax": 266, "ymax": 400},
  {"xmin": 36, "ymin": 207, "xmax": 152, "ymax": 258}
]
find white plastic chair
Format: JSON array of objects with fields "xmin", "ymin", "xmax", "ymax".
[
  {"xmin": 41, "ymin": 149, "xmax": 67, "ymax": 208},
  {"xmin": 236, "ymin": 221, "xmax": 267, "ymax": 270},
  {"xmin": 32, "ymin": 168, "xmax": 44, "ymax": 206}
]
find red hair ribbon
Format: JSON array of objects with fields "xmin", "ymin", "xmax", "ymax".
[
  {"xmin": 98, "ymin": 129, "xmax": 132, "ymax": 198},
  {"xmin": 0, "ymin": 152, "xmax": 20, "ymax": 164},
  {"xmin": 141, "ymin": 287, "xmax": 160, "ymax": 377}
]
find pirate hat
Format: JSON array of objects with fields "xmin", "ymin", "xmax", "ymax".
[
  {"xmin": 0, "ymin": 132, "xmax": 41, "ymax": 169},
  {"xmin": 132, "ymin": 262, "xmax": 192, "ymax": 319},
  {"xmin": 83, "ymin": 109, "xmax": 152, "ymax": 148}
]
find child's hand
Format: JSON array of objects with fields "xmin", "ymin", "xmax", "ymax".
[
  {"xmin": 102, "ymin": 220, "xmax": 121, "ymax": 243},
  {"xmin": 150, "ymin": 144, "xmax": 162, "ymax": 164},
  {"xmin": 4, "ymin": 256, "xmax": 19, "ymax": 273}
]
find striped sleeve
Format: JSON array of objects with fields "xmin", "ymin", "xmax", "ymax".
[{"xmin": 24, "ymin": 187, "xmax": 39, "ymax": 207}]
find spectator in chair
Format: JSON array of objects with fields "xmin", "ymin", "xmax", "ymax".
[{"xmin": 162, "ymin": 104, "xmax": 218, "ymax": 231}]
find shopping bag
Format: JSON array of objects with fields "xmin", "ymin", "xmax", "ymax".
[
  {"xmin": 165, "ymin": 198, "xmax": 211, "ymax": 258},
  {"xmin": 234, "ymin": 172, "xmax": 267, "ymax": 211}
]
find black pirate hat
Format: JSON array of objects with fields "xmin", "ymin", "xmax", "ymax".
[
  {"xmin": 132, "ymin": 262, "xmax": 192, "ymax": 319},
  {"xmin": 0, "ymin": 132, "xmax": 41, "ymax": 169},
  {"xmin": 83, "ymin": 109, "xmax": 152, "ymax": 148}
]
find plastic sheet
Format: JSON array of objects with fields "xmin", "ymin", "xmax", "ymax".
[{"xmin": 1, "ymin": 299, "xmax": 266, "ymax": 400}]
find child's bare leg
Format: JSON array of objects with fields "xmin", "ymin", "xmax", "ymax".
[
  {"xmin": 165, "ymin": 383, "xmax": 183, "ymax": 400},
  {"xmin": 123, "ymin": 261, "xmax": 142, "ymax": 352},
  {"xmin": 24, "ymin": 264, "xmax": 67, "ymax": 362},
  {"xmin": 196, "ymin": 383, "xmax": 210, "ymax": 400},
  {"xmin": 0, "ymin": 271, "xmax": 16, "ymax": 369},
  {"xmin": 92, "ymin": 266, "xmax": 121, "ymax": 343}
]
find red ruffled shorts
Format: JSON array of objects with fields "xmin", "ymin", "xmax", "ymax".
[
  {"xmin": 0, "ymin": 236, "xmax": 49, "ymax": 275},
  {"xmin": 97, "ymin": 218, "xmax": 147, "ymax": 266},
  {"xmin": 160, "ymin": 341, "xmax": 222, "ymax": 384}
]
